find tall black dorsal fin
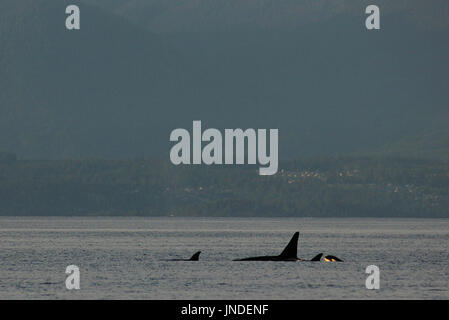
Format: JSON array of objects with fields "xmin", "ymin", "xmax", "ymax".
[
  {"xmin": 278, "ymin": 232, "xmax": 299, "ymax": 259},
  {"xmin": 311, "ymin": 253, "xmax": 323, "ymax": 261},
  {"xmin": 189, "ymin": 251, "xmax": 201, "ymax": 261}
]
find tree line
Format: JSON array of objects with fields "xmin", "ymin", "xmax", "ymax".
[{"xmin": 0, "ymin": 154, "xmax": 447, "ymax": 217}]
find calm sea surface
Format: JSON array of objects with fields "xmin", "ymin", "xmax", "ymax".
[{"xmin": 0, "ymin": 217, "xmax": 448, "ymax": 299}]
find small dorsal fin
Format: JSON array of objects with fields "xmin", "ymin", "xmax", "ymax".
[
  {"xmin": 278, "ymin": 232, "xmax": 299, "ymax": 259},
  {"xmin": 189, "ymin": 251, "xmax": 201, "ymax": 261},
  {"xmin": 311, "ymin": 253, "xmax": 323, "ymax": 261}
]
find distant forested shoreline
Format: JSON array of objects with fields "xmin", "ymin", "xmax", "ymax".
[{"xmin": 1, "ymin": 154, "xmax": 447, "ymax": 217}]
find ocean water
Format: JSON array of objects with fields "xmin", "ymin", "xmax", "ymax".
[{"xmin": 0, "ymin": 217, "xmax": 448, "ymax": 299}]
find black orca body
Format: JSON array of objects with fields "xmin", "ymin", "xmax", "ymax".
[
  {"xmin": 166, "ymin": 251, "xmax": 201, "ymax": 261},
  {"xmin": 324, "ymin": 255, "xmax": 343, "ymax": 262},
  {"xmin": 233, "ymin": 232, "xmax": 342, "ymax": 262},
  {"xmin": 310, "ymin": 253, "xmax": 323, "ymax": 261},
  {"xmin": 233, "ymin": 232, "xmax": 300, "ymax": 261}
]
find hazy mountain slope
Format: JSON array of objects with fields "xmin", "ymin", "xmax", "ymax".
[
  {"xmin": 162, "ymin": 15, "xmax": 449, "ymax": 157},
  {"xmin": 0, "ymin": 0, "xmax": 190, "ymax": 158},
  {"xmin": 374, "ymin": 126, "xmax": 449, "ymax": 160},
  {"xmin": 86, "ymin": 0, "xmax": 449, "ymax": 33},
  {"xmin": 1, "ymin": 1, "xmax": 448, "ymax": 159}
]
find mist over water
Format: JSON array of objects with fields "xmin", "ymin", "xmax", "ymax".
[{"xmin": 0, "ymin": 217, "xmax": 448, "ymax": 299}]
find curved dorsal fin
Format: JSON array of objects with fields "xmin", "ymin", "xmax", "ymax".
[
  {"xmin": 189, "ymin": 251, "xmax": 201, "ymax": 261},
  {"xmin": 311, "ymin": 253, "xmax": 323, "ymax": 261},
  {"xmin": 279, "ymin": 232, "xmax": 299, "ymax": 259}
]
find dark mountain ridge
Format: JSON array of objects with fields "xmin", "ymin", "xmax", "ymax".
[{"xmin": 0, "ymin": 1, "xmax": 448, "ymax": 160}]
